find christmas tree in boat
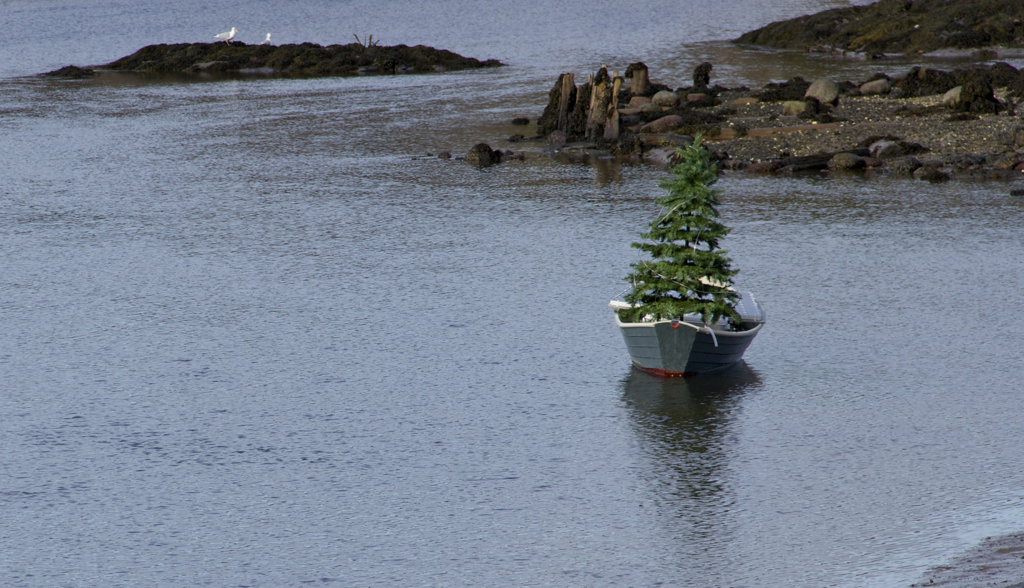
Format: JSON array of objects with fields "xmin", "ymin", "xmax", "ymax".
[{"xmin": 609, "ymin": 137, "xmax": 766, "ymax": 376}]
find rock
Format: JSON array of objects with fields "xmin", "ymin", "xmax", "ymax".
[
  {"xmin": 757, "ymin": 77, "xmax": 811, "ymax": 102},
  {"xmin": 989, "ymin": 62, "xmax": 1020, "ymax": 88},
  {"xmin": 511, "ymin": 117, "xmax": 529, "ymax": 125},
  {"xmin": 913, "ymin": 165, "xmax": 950, "ymax": 182},
  {"xmin": 733, "ymin": 2, "xmax": 1024, "ymax": 55},
  {"xmin": 869, "ymin": 140, "xmax": 898, "ymax": 158},
  {"xmin": 949, "ymin": 153, "xmax": 987, "ymax": 167},
  {"xmin": 629, "ymin": 96, "xmax": 652, "ymax": 107},
  {"xmin": 639, "ymin": 103, "xmax": 663, "ymax": 113},
  {"xmin": 782, "ymin": 100, "xmax": 809, "ymax": 116},
  {"xmin": 547, "ymin": 130, "xmax": 568, "ymax": 147},
  {"xmin": 942, "ymin": 86, "xmax": 962, "ymax": 107},
  {"xmin": 955, "ymin": 72, "xmax": 1001, "ymax": 113},
  {"xmin": 1011, "ymin": 189, "xmax": 1024, "ymax": 197},
  {"xmin": 466, "ymin": 143, "xmax": 500, "ymax": 166},
  {"xmin": 687, "ymin": 93, "xmax": 716, "ymax": 107},
  {"xmin": 652, "ymin": 90, "xmax": 680, "ymax": 107},
  {"xmin": 775, "ymin": 152, "xmax": 841, "ymax": 173},
  {"xmin": 805, "ymin": 79, "xmax": 839, "ymax": 105},
  {"xmin": 43, "ymin": 65, "xmax": 97, "ymax": 78},
  {"xmin": 193, "ymin": 61, "xmax": 230, "ymax": 71},
  {"xmin": 946, "ymin": 112, "xmax": 980, "ymax": 122},
  {"xmin": 895, "ymin": 67, "xmax": 957, "ymax": 98},
  {"xmin": 868, "ymin": 139, "xmax": 928, "ymax": 159},
  {"xmin": 859, "ymin": 79, "xmax": 890, "ymax": 95},
  {"xmin": 620, "ymin": 113, "xmax": 642, "ymax": 127},
  {"xmin": 992, "ymin": 156, "xmax": 1019, "ymax": 170},
  {"xmin": 640, "ymin": 115, "xmax": 684, "ymax": 134},
  {"xmin": 643, "ymin": 148, "xmax": 675, "ymax": 165},
  {"xmin": 507, "ymin": 134, "xmax": 525, "ymax": 142},
  {"xmin": 101, "ymin": 42, "xmax": 503, "ymax": 77},
  {"xmin": 828, "ymin": 152, "xmax": 865, "ymax": 170},
  {"xmin": 728, "ymin": 97, "xmax": 760, "ymax": 106},
  {"xmin": 862, "ymin": 157, "xmax": 885, "ymax": 168},
  {"xmin": 640, "ymin": 133, "xmax": 694, "ymax": 148},
  {"xmin": 437, "ymin": 151, "xmax": 452, "ymax": 159},
  {"xmin": 746, "ymin": 161, "xmax": 785, "ymax": 173},
  {"xmin": 886, "ymin": 157, "xmax": 922, "ymax": 175},
  {"xmin": 797, "ymin": 97, "xmax": 831, "ymax": 120}
]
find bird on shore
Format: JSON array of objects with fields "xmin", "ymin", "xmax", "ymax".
[
  {"xmin": 260, "ymin": 33, "xmax": 272, "ymax": 45},
  {"xmin": 215, "ymin": 27, "xmax": 238, "ymax": 43}
]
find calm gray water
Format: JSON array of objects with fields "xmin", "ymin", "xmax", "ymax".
[{"xmin": 3, "ymin": 0, "xmax": 1024, "ymax": 586}]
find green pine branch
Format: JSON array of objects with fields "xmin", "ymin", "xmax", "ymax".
[{"xmin": 621, "ymin": 136, "xmax": 740, "ymax": 325}]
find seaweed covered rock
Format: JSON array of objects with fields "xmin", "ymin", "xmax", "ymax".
[
  {"xmin": 101, "ymin": 42, "xmax": 503, "ymax": 76},
  {"xmin": 756, "ymin": 77, "xmax": 811, "ymax": 102},
  {"xmin": 734, "ymin": 0, "xmax": 1024, "ymax": 54},
  {"xmin": 43, "ymin": 65, "xmax": 97, "ymax": 78},
  {"xmin": 953, "ymin": 72, "xmax": 1002, "ymax": 113},
  {"xmin": 894, "ymin": 67, "xmax": 957, "ymax": 98}
]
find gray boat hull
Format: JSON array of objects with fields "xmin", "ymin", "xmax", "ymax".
[{"xmin": 616, "ymin": 316, "xmax": 763, "ymax": 376}]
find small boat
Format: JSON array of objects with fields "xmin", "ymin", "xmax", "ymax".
[{"xmin": 609, "ymin": 291, "xmax": 766, "ymax": 377}]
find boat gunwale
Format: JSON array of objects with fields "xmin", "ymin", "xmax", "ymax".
[{"xmin": 613, "ymin": 312, "xmax": 765, "ymax": 338}]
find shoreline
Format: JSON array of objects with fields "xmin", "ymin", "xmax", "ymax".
[
  {"xmin": 515, "ymin": 60, "xmax": 1024, "ymax": 182},
  {"xmin": 912, "ymin": 532, "xmax": 1024, "ymax": 588}
]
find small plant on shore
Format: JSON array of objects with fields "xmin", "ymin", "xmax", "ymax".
[
  {"xmin": 354, "ymin": 34, "xmax": 380, "ymax": 48},
  {"xmin": 620, "ymin": 136, "xmax": 740, "ymax": 325}
]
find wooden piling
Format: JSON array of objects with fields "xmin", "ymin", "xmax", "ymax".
[{"xmin": 557, "ymin": 73, "xmax": 575, "ymax": 133}]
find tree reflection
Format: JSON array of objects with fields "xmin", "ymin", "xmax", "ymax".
[{"xmin": 622, "ymin": 362, "xmax": 761, "ymax": 542}]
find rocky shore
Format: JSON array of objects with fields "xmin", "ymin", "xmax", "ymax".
[
  {"xmin": 524, "ymin": 60, "xmax": 1024, "ymax": 181},
  {"xmin": 735, "ymin": 0, "xmax": 1024, "ymax": 57},
  {"xmin": 46, "ymin": 42, "xmax": 502, "ymax": 77}
]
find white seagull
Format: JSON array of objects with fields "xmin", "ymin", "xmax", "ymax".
[
  {"xmin": 215, "ymin": 27, "xmax": 238, "ymax": 43},
  {"xmin": 260, "ymin": 33, "xmax": 272, "ymax": 45}
]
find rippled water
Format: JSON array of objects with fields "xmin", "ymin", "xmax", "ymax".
[{"xmin": 3, "ymin": 0, "xmax": 1024, "ymax": 586}]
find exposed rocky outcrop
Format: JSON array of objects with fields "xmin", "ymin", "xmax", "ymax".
[
  {"xmin": 734, "ymin": 0, "xmax": 1024, "ymax": 55},
  {"xmin": 97, "ymin": 42, "xmax": 502, "ymax": 76},
  {"xmin": 43, "ymin": 65, "xmax": 98, "ymax": 78}
]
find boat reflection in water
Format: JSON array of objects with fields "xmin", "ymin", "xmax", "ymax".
[{"xmin": 622, "ymin": 362, "xmax": 762, "ymax": 550}]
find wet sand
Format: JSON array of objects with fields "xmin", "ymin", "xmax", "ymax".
[{"xmin": 913, "ymin": 533, "xmax": 1024, "ymax": 588}]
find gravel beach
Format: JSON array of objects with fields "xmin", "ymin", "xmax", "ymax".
[{"xmin": 706, "ymin": 89, "xmax": 1024, "ymax": 174}]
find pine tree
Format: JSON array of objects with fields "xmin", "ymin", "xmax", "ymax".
[{"xmin": 621, "ymin": 136, "xmax": 741, "ymax": 325}]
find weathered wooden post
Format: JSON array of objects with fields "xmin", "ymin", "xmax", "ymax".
[
  {"xmin": 586, "ymin": 67, "xmax": 611, "ymax": 140},
  {"xmin": 604, "ymin": 72, "xmax": 623, "ymax": 141},
  {"xmin": 557, "ymin": 73, "xmax": 575, "ymax": 133},
  {"xmin": 693, "ymin": 62, "xmax": 712, "ymax": 93},
  {"xmin": 625, "ymin": 62, "xmax": 651, "ymax": 96}
]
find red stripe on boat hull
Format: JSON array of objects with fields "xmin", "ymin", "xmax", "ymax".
[{"xmin": 632, "ymin": 362, "xmax": 696, "ymax": 377}]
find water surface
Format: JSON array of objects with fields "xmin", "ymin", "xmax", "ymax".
[{"xmin": 3, "ymin": 1, "xmax": 1024, "ymax": 586}]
